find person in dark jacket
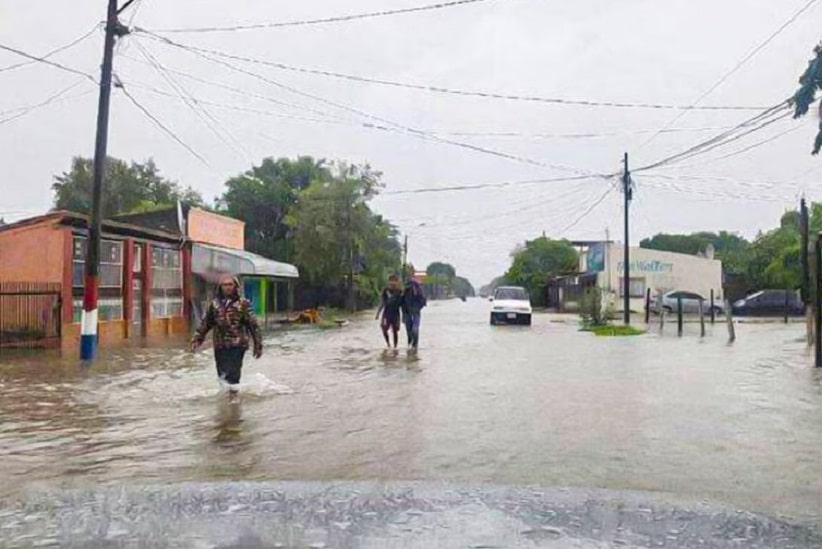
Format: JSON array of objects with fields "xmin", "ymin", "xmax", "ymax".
[
  {"xmin": 190, "ymin": 275, "xmax": 263, "ymax": 395},
  {"xmin": 402, "ymin": 276, "xmax": 427, "ymax": 351}
]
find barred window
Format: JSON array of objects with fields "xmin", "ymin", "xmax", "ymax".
[{"xmin": 151, "ymin": 247, "xmax": 183, "ymax": 318}]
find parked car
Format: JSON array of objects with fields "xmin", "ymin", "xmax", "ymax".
[
  {"xmin": 649, "ymin": 291, "xmax": 724, "ymax": 315},
  {"xmin": 490, "ymin": 286, "xmax": 532, "ymax": 325},
  {"xmin": 732, "ymin": 290, "xmax": 805, "ymax": 317}
]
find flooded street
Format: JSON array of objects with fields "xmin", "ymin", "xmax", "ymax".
[{"xmin": 3, "ymin": 298, "xmax": 822, "ymax": 545}]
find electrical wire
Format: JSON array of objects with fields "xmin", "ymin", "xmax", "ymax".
[
  {"xmin": 656, "ymin": 118, "xmax": 810, "ymax": 170},
  {"xmin": 0, "ymin": 79, "xmax": 91, "ymax": 125},
  {"xmin": 633, "ymin": 102, "xmax": 792, "ymax": 173},
  {"xmin": 636, "ymin": 0, "xmax": 821, "ymax": 151},
  {"xmin": 555, "ymin": 185, "xmax": 616, "ymax": 235},
  {"xmin": 0, "ymin": 24, "xmax": 101, "ymax": 74},
  {"xmin": 135, "ymin": 30, "xmax": 770, "ymax": 112},
  {"xmin": 118, "ymin": 85, "xmax": 210, "ymax": 166},
  {"xmin": 117, "ymin": 51, "xmax": 352, "ymax": 122},
  {"xmin": 131, "ymin": 40, "xmax": 252, "ymax": 162},
  {"xmin": 152, "ymin": 0, "xmax": 493, "ymax": 33},
  {"xmin": 383, "ymin": 174, "xmax": 597, "ymax": 195},
  {"xmin": 0, "ymin": 43, "xmax": 97, "ymax": 82},
  {"xmin": 136, "ymin": 33, "xmax": 599, "ymax": 177}
]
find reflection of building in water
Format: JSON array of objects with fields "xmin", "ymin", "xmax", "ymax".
[{"xmin": 548, "ymin": 241, "xmax": 723, "ymax": 313}]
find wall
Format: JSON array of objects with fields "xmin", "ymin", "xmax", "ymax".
[
  {"xmin": 187, "ymin": 208, "xmax": 245, "ymax": 250},
  {"xmin": 598, "ymin": 245, "xmax": 723, "ymax": 311},
  {"xmin": 0, "ymin": 222, "xmax": 65, "ymax": 284}
]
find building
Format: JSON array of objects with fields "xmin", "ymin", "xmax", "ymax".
[
  {"xmin": 116, "ymin": 204, "xmax": 299, "ymax": 325},
  {"xmin": 583, "ymin": 242, "xmax": 723, "ymax": 312},
  {"xmin": 0, "ymin": 205, "xmax": 298, "ymax": 350}
]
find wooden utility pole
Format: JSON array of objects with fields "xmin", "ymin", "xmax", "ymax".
[
  {"xmin": 81, "ymin": 0, "xmax": 131, "ymax": 360},
  {"xmin": 622, "ymin": 153, "xmax": 633, "ymax": 325},
  {"xmin": 346, "ymin": 193, "xmax": 355, "ymax": 313}
]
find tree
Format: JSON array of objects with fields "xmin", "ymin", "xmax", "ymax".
[
  {"xmin": 792, "ymin": 43, "xmax": 822, "ymax": 154},
  {"xmin": 505, "ymin": 237, "xmax": 579, "ymax": 306},
  {"xmin": 641, "ymin": 231, "xmax": 751, "ymax": 274},
  {"xmin": 52, "ymin": 156, "xmax": 204, "ymax": 218},
  {"xmin": 453, "ymin": 276, "xmax": 475, "ymax": 298},
  {"xmin": 425, "ymin": 262, "xmax": 457, "ymax": 299},
  {"xmin": 286, "ymin": 163, "xmax": 399, "ymax": 307},
  {"xmin": 218, "ymin": 156, "xmax": 332, "ymax": 262}
]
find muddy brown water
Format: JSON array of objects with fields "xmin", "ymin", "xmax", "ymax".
[{"xmin": 2, "ymin": 298, "xmax": 822, "ymax": 533}]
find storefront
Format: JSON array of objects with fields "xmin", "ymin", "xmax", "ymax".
[{"xmin": 584, "ymin": 242, "xmax": 723, "ymax": 313}]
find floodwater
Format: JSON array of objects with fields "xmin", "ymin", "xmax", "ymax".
[{"xmin": 3, "ymin": 298, "xmax": 822, "ymax": 546}]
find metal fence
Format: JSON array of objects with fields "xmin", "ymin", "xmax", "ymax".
[{"xmin": 0, "ymin": 282, "xmax": 62, "ymax": 349}]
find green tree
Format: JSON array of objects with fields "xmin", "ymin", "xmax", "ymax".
[
  {"xmin": 426, "ymin": 262, "xmax": 457, "ymax": 299},
  {"xmin": 453, "ymin": 276, "xmax": 475, "ymax": 298},
  {"xmin": 792, "ymin": 43, "xmax": 822, "ymax": 154},
  {"xmin": 640, "ymin": 231, "xmax": 751, "ymax": 274},
  {"xmin": 52, "ymin": 156, "xmax": 204, "ymax": 218},
  {"xmin": 286, "ymin": 164, "xmax": 399, "ymax": 307},
  {"xmin": 504, "ymin": 237, "xmax": 579, "ymax": 306},
  {"xmin": 218, "ymin": 156, "xmax": 332, "ymax": 262}
]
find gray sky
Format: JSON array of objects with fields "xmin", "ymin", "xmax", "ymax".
[{"xmin": 1, "ymin": 0, "xmax": 821, "ymax": 285}]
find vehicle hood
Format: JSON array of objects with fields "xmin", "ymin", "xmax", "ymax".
[{"xmin": 492, "ymin": 299, "xmax": 532, "ymax": 310}]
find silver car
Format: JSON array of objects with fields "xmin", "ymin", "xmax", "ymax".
[{"xmin": 649, "ymin": 291, "xmax": 724, "ymax": 315}]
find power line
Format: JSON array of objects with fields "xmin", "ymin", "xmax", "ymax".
[
  {"xmin": 0, "ymin": 43, "xmax": 97, "ymax": 82},
  {"xmin": 633, "ymin": 102, "xmax": 792, "ymax": 173},
  {"xmin": 118, "ymin": 85, "xmax": 210, "ymax": 166},
  {"xmin": 383, "ymin": 174, "xmax": 596, "ymax": 195},
  {"xmin": 130, "ymin": 40, "xmax": 251, "ymax": 162},
  {"xmin": 0, "ymin": 24, "xmax": 101, "ymax": 74},
  {"xmin": 135, "ymin": 30, "xmax": 770, "ymax": 112},
  {"xmin": 152, "ymin": 0, "xmax": 493, "ymax": 33},
  {"xmin": 137, "ymin": 33, "xmax": 599, "ymax": 177},
  {"xmin": 117, "ymin": 51, "xmax": 351, "ymax": 122},
  {"xmin": 555, "ymin": 185, "xmax": 615, "ymax": 235},
  {"xmin": 636, "ymin": 0, "xmax": 821, "ymax": 151},
  {"xmin": 0, "ymin": 79, "xmax": 91, "ymax": 125},
  {"xmin": 660, "ymin": 118, "xmax": 810, "ymax": 170}
]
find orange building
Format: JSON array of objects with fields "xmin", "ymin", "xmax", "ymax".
[{"xmin": 0, "ymin": 205, "xmax": 299, "ymax": 351}]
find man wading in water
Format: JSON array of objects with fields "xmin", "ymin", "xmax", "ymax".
[{"xmin": 190, "ymin": 275, "xmax": 263, "ymax": 399}]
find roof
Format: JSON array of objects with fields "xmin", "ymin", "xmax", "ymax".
[
  {"xmin": 193, "ymin": 243, "xmax": 299, "ymax": 279},
  {"xmin": 0, "ymin": 210, "xmax": 182, "ymax": 243}
]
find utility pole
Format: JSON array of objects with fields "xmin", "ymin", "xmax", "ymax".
[
  {"xmin": 801, "ymin": 198, "xmax": 813, "ymax": 346},
  {"xmin": 622, "ymin": 153, "xmax": 633, "ymax": 325},
  {"xmin": 81, "ymin": 0, "xmax": 130, "ymax": 360},
  {"xmin": 346, "ymin": 193, "xmax": 355, "ymax": 313},
  {"xmin": 801, "ymin": 198, "xmax": 810, "ymax": 304}
]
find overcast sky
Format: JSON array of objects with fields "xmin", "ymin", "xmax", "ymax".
[{"xmin": 1, "ymin": 0, "xmax": 821, "ymax": 284}]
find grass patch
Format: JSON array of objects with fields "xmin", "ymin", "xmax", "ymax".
[{"xmin": 581, "ymin": 324, "xmax": 645, "ymax": 336}]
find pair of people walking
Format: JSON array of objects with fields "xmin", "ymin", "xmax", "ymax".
[{"xmin": 376, "ymin": 274, "xmax": 427, "ymax": 351}]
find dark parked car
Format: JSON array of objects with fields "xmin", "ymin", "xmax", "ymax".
[{"xmin": 732, "ymin": 290, "xmax": 805, "ymax": 317}]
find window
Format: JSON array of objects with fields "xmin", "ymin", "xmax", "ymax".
[
  {"xmin": 72, "ymin": 298, "xmax": 124, "ymax": 322},
  {"xmin": 133, "ymin": 243, "xmax": 143, "ymax": 273},
  {"xmin": 151, "ymin": 247, "xmax": 183, "ymax": 318},
  {"xmin": 72, "ymin": 237, "xmax": 123, "ymax": 288},
  {"xmin": 619, "ymin": 277, "xmax": 646, "ymax": 298}
]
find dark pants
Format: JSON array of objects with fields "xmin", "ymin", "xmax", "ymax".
[
  {"xmin": 404, "ymin": 311, "xmax": 422, "ymax": 347},
  {"xmin": 214, "ymin": 347, "xmax": 246, "ymax": 386}
]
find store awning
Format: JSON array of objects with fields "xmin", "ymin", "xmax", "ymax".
[{"xmin": 192, "ymin": 243, "xmax": 299, "ymax": 280}]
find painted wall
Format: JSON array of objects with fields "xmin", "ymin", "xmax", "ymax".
[
  {"xmin": 596, "ymin": 244, "xmax": 723, "ymax": 311},
  {"xmin": 0, "ymin": 222, "xmax": 66, "ymax": 283},
  {"xmin": 187, "ymin": 208, "xmax": 245, "ymax": 251}
]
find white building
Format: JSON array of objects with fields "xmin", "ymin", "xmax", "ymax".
[{"xmin": 583, "ymin": 242, "xmax": 723, "ymax": 312}]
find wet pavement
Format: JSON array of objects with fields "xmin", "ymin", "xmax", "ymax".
[{"xmin": 2, "ymin": 298, "xmax": 822, "ymax": 546}]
